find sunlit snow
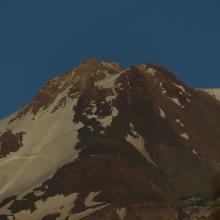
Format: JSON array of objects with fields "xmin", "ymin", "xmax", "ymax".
[
  {"xmin": 126, "ymin": 123, "xmax": 156, "ymax": 166},
  {"xmin": 0, "ymin": 89, "xmax": 83, "ymax": 200}
]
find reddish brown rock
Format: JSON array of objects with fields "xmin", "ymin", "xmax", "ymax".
[
  {"xmin": 0, "ymin": 130, "xmax": 25, "ymax": 158},
  {"xmin": 1, "ymin": 60, "xmax": 220, "ymax": 219}
]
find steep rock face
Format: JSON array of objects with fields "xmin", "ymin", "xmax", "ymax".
[{"xmin": 0, "ymin": 59, "xmax": 220, "ymax": 220}]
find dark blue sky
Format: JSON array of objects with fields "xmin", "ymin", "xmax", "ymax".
[{"xmin": 0, "ymin": 0, "xmax": 220, "ymax": 119}]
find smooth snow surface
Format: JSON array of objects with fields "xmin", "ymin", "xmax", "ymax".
[{"xmin": 0, "ymin": 90, "xmax": 83, "ymax": 200}]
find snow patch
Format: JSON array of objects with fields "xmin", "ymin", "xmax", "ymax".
[
  {"xmin": 186, "ymin": 98, "xmax": 191, "ymax": 103},
  {"xmin": 159, "ymin": 82, "xmax": 167, "ymax": 94},
  {"xmin": 173, "ymin": 83, "xmax": 185, "ymax": 92},
  {"xmin": 200, "ymin": 88, "xmax": 220, "ymax": 101},
  {"xmin": 159, "ymin": 108, "xmax": 166, "ymax": 119},
  {"xmin": 98, "ymin": 107, "xmax": 118, "ymax": 127},
  {"xmin": 86, "ymin": 101, "xmax": 97, "ymax": 120},
  {"xmin": 0, "ymin": 200, "xmax": 13, "ymax": 215},
  {"xmin": 88, "ymin": 126, "xmax": 94, "ymax": 132},
  {"xmin": 162, "ymin": 89, "xmax": 167, "ymax": 94},
  {"xmin": 116, "ymin": 207, "xmax": 127, "ymax": 220},
  {"xmin": 147, "ymin": 67, "xmax": 156, "ymax": 76},
  {"xmin": 126, "ymin": 123, "xmax": 156, "ymax": 166},
  {"xmin": 68, "ymin": 204, "xmax": 110, "ymax": 220},
  {"xmin": 176, "ymin": 119, "xmax": 184, "ymax": 127},
  {"xmin": 192, "ymin": 149, "xmax": 198, "ymax": 155},
  {"xmin": 84, "ymin": 191, "xmax": 104, "ymax": 207},
  {"xmin": 86, "ymin": 93, "xmax": 118, "ymax": 128},
  {"xmin": 34, "ymin": 190, "xmax": 45, "ymax": 197},
  {"xmin": 180, "ymin": 133, "xmax": 190, "ymax": 140},
  {"xmin": 3, "ymin": 193, "xmax": 78, "ymax": 220},
  {"xmin": 95, "ymin": 72, "xmax": 119, "ymax": 89},
  {"xmin": 116, "ymin": 83, "xmax": 124, "ymax": 90},
  {"xmin": 169, "ymin": 97, "xmax": 181, "ymax": 106}
]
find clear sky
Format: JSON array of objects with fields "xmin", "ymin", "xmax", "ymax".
[{"xmin": 0, "ymin": 0, "xmax": 220, "ymax": 119}]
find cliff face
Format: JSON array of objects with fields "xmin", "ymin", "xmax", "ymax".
[{"xmin": 0, "ymin": 59, "xmax": 220, "ymax": 220}]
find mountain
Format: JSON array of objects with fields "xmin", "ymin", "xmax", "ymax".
[
  {"xmin": 0, "ymin": 58, "xmax": 220, "ymax": 220},
  {"xmin": 199, "ymin": 89, "xmax": 220, "ymax": 101}
]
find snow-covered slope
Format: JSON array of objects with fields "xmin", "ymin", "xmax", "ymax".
[
  {"xmin": 200, "ymin": 88, "xmax": 220, "ymax": 101},
  {"xmin": 0, "ymin": 89, "xmax": 83, "ymax": 200},
  {"xmin": 1, "ymin": 59, "xmax": 220, "ymax": 220},
  {"xmin": 0, "ymin": 59, "xmax": 125, "ymax": 220}
]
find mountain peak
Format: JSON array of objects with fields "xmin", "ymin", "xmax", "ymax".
[
  {"xmin": 1, "ymin": 59, "xmax": 220, "ymax": 219},
  {"xmin": 8, "ymin": 60, "xmax": 187, "ymax": 124},
  {"xmin": 82, "ymin": 57, "xmax": 102, "ymax": 65}
]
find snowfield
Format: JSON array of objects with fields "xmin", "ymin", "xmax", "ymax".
[
  {"xmin": 0, "ymin": 89, "xmax": 83, "ymax": 200},
  {"xmin": 200, "ymin": 88, "xmax": 220, "ymax": 101}
]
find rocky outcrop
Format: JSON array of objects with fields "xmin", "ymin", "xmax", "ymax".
[{"xmin": 0, "ymin": 59, "xmax": 220, "ymax": 219}]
